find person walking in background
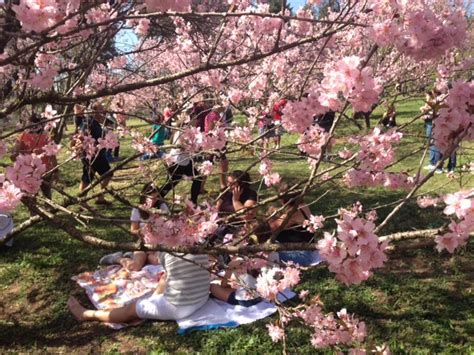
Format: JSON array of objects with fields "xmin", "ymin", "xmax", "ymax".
[
  {"xmin": 381, "ymin": 104, "xmax": 397, "ymax": 129},
  {"xmin": 421, "ymin": 89, "xmax": 454, "ymax": 174},
  {"xmin": 74, "ymin": 103, "xmax": 113, "ymax": 205},
  {"xmin": 272, "ymin": 98, "xmax": 287, "ymax": 150},
  {"xmin": 159, "ymin": 111, "xmax": 203, "ymax": 206}
]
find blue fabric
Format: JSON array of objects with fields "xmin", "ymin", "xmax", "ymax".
[
  {"xmin": 178, "ymin": 321, "xmax": 239, "ymax": 335},
  {"xmin": 278, "ymin": 251, "xmax": 320, "ymax": 266}
]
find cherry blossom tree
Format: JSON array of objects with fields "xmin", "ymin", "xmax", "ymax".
[{"xmin": 0, "ymin": 0, "xmax": 473, "ymax": 352}]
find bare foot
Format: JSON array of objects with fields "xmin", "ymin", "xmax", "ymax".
[{"xmin": 68, "ymin": 296, "xmax": 86, "ymax": 322}]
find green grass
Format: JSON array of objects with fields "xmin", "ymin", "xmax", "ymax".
[{"xmin": 0, "ymin": 97, "xmax": 473, "ymax": 353}]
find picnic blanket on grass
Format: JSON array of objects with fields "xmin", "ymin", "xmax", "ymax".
[
  {"xmin": 177, "ymin": 288, "xmax": 296, "ymax": 334},
  {"xmin": 72, "ymin": 265, "xmax": 296, "ymax": 332},
  {"xmin": 72, "ymin": 264, "xmax": 165, "ymax": 329}
]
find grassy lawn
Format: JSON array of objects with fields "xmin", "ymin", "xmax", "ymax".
[{"xmin": 0, "ymin": 97, "xmax": 473, "ymax": 353}]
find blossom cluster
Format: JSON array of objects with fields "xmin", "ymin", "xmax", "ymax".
[
  {"xmin": 369, "ymin": 0, "xmax": 467, "ymax": 61},
  {"xmin": 317, "ymin": 210, "xmax": 388, "ymax": 285},
  {"xmin": 320, "ymin": 56, "xmax": 382, "ymax": 113},
  {"xmin": 432, "ymin": 80, "xmax": 474, "ymax": 154},
  {"xmin": 299, "ymin": 306, "xmax": 367, "ymax": 349},
  {"xmin": 256, "ymin": 265, "xmax": 300, "ymax": 301},
  {"xmin": 226, "ymin": 126, "xmax": 253, "ymax": 144},
  {"xmin": 344, "ymin": 169, "xmax": 416, "ymax": 191},
  {"xmin": 180, "ymin": 126, "xmax": 227, "ymax": 155},
  {"xmin": 6, "ymin": 154, "xmax": 47, "ymax": 195},
  {"xmin": 303, "ymin": 214, "xmax": 325, "ymax": 233},
  {"xmin": 258, "ymin": 158, "xmax": 281, "ymax": 187},
  {"xmin": 141, "ymin": 202, "xmax": 220, "ymax": 246},
  {"xmin": 343, "ymin": 128, "xmax": 416, "ymax": 190},
  {"xmin": 435, "ymin": 189, "xmax": 473, "ymax": 253}
]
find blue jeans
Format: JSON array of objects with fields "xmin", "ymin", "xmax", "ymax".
[
  {"xmin": 106, "ymin": 149, "xmax": 114, "ymax": 163},
  {"xmin": 425, "ymin": 121, "xmax": 442, "ymax": 166},
  {"xmin": 278, "ymin": 251, "xmax": 320, "ymax": 266},
  {"xmin": 140, "ymin": 151, "xmax": 164, "ymax": 160},
  {"xmin": 425, "ymin": 121, "xmax": 457, "ymax": 170},
  {"xmin": 447, "ymin": 153, "xmax": 457, "ymax": 172}
]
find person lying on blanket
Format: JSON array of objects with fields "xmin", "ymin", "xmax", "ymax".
[
  {"xmin": 68, "ymin": 252, "xmax": 210, "ymax": 323},
  {"xmin": 99, "ymin": 182, "xmax": 170, "ymax": 271},
  {"xmin": 210, "ymin": 258, "xmax": 262, "ymax": 307}
]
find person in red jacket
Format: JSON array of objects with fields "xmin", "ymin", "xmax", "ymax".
[{"xmin": 272, "ymin": 98, "xmax": 287, "ymax": 149}]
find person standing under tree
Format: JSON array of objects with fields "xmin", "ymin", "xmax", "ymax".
[{"xmin": 74, "ymin": 103, "xmax": 113, "ymax": 205}]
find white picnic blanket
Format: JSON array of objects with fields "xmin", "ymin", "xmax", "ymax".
[{"xmin": 177, "ymin": 289, "xmax": 296, "ymax": 334}]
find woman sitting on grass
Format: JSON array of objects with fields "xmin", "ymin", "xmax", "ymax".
[
  {"xmin": 99, "ymin": 182, "xmax": 169, "ymax": 271},
  {"xmin": 210, "ymin": 258, "xmax": 262, "ymax": 307},
  {"xmin": 69, "ymin": 252, "xmax": 210, "ymax": 323},
  {"xmin": 257, "ymin": 184, "xmax": 318, "ymax": 266}
]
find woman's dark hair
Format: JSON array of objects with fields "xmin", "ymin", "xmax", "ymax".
[
  {"xmin": 253, "ymin": 222, "xmax": 272, "ymax": 243},
  {"xmin": 230, "ymin": 170, "xmax": 252, "ymax": 189},
  {"xmin": 139, "ymin": 182, "xmax": 162, "ymax": 220},
  {"xmin": 28, "ymin": 113, "xmax": 44, "ymax": 134},
  {"xmin": 278, "ymin": 183, "xmax": 299, "ymax": 206}
]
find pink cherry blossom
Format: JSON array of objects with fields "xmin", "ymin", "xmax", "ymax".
[
  {"xmin": 5, "ymin": 154, "xmax": 46, "ymax": 194},
  {"xmin": 303, "ymin": 214, "xmax": 325, "ymax": 233},
  {"xmin": 417, "ymin": 196, "xmax": 441, "ymax": 209},
  {"xmin": 263, "ymin": 172, "xmax": 281, "ymax": 187},
  {"xmin": 12, "ymin": 0, "xmax": 59, "ymax": 33},
  {"xmin": 266, "ymin": 324, "xmax": 284, "ymax": 343},
  {"xmin": 98, "ymin": 132, "xmax": 119, "ymax": 151},
  {"xmin": 197, "ymin": 161, "xmax": 214, "ymax": 176},
  {"xmin": 256, "ymin": 265, "xmax": 300, "ymax": 300},
  {"xmin": 42, "ymin": 142, "xmax": 61, "ymax": 156},
  {"xmin": 299, "ymin": 289, "xmax": 309, "ymax": 300},
  {"xmin": 0, "ymin": 181, "xmax": 23, "ymax": 213},
  {"xmin": 227, "ymin": 126, "xmax": 253, "ymax": 144},
  {"xmin": 300, "ymin": 304, "xmax": 367, "ymax": 349},
  {"xmin": 136, "ymin": 18, "xmax": 150, "ymax": 36},
  {"xmin": 443, "ymin": 190, "xmax": 473, "ymax": 219},
  {"xmin": 318, "ymin": 209, "xmax": 388, "ymax": 285}
]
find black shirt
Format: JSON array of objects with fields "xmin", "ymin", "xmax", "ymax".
[
  {"xmin": 314, "ymin": 111, "xmax": 335, "ymax": 132},
  {"xmin": 219, "ymin": 188, "xmax": 258, "ymax": 215},
  {"xmin": 81, "ymin": 117, "xmax": 106, "ymax": 157}
]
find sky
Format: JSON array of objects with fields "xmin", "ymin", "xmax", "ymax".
[{"xmin": 289, "ymin": 0, "xmax": 307, "ymax": 10}]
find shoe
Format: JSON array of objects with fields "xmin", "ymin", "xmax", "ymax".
[
  {"xmin": 99, "ymin": 252, "xmax": 123, "ymax": 265},
  {"xmin": 447, "ymin": 170, "xmax": 455, "ymax": 178},
  {"xmin": 423, "ymin": 164, "xmax": 436, "ymax": 170},
  {"xmin": 434, "ymin": 169, "xmax": 444, "ymax": 174}
]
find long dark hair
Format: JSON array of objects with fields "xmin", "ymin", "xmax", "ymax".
[
  {"xmin": 278, "ymin": 183, "xmax": 299, "ymax": 206},
  {"xmin": 139, "ymin": 182, "xmax": 163, "ymax": 220},
  {"xmin": 230, "ymin": 170, "xmax": 252, "ymax": 190},
  {"xmin": 28, "ymin": 113, "xmax": 44, "ymax": 134}
]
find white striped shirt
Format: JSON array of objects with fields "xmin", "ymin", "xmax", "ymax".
[{"xmin": 158, "ymin": 252, "xmax": 210, "ymax": 306}]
